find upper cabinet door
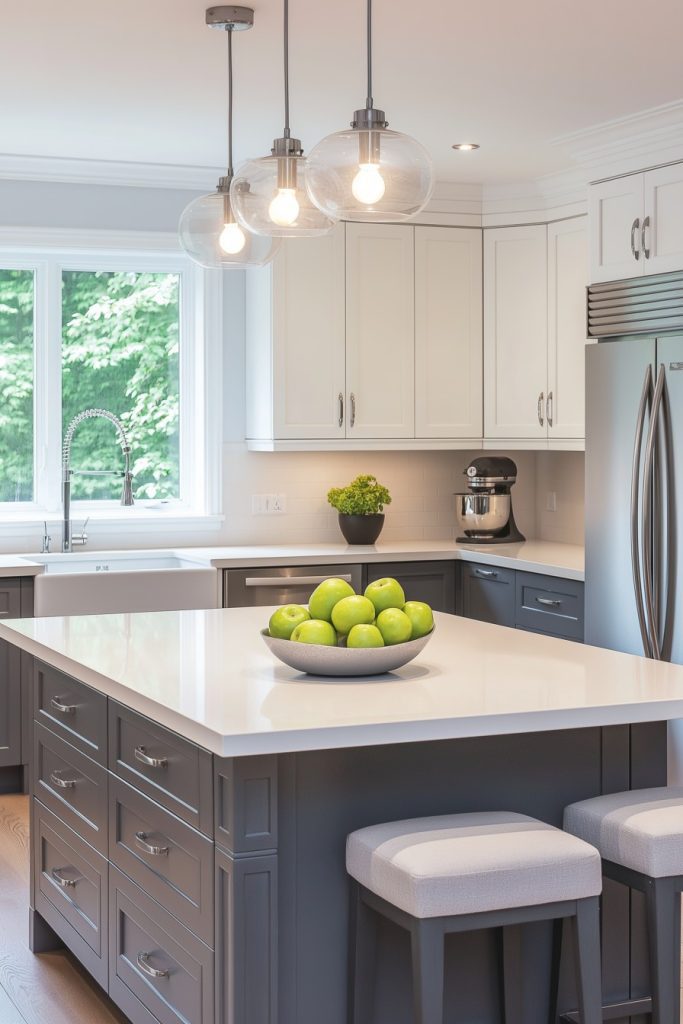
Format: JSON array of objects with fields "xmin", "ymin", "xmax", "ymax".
[
  {"xmin": 547, "ymin": 217, "xmax": 589, "ymax": 440},
  {"xmin": 345, "ymin": 224, "xmax": 415, "ymax": 439},
  {"xmin": 414, "ymin": 227, "xmax": 483, "ymax": 440},
  {"xmin": 484, "ymin": 225, "xmax": 548, "ymax": 440},
  {"xmin": 643, "ymin": 164, "xmax": 683, "ymax": 275},
  {"xmin": 589, "ymin": 175, "xmax": 644, "ymax": 283},
  {"xmin": 272, "ymin": 227, "xmax": 346, "ymax": 439}
]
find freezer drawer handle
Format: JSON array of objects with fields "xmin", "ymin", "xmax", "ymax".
[
  {"xmin": 474, "ymin": 569, "xmax": 498, "ymax": 578},
  {"xmin": 49, "ymin": 770, "xmax": 77, "ymax": 790},
  {"xmin": 245, "ymin": 574, "xmax": 354, "ymax": 587},
  {"xmin": 535, "ymin": 597, "xmax": 561, "ymax": 608},
  {"xmin": 136, "ymin": 952, "xmax": 170, "ymax": 979},
  {"xmin": 134, "ymin": 746, "xmax": 168, "ymax": 769},
  {"xmin": 50, "ymin": 696, "xmax": 77, "ymax": 715},
  {"xmin": 134, "ymin": 831, "xmax": 169, "ymax": 857},
  {"xmin": 51, "ymin": 867, "xmax": 78, "ymax": 888}
]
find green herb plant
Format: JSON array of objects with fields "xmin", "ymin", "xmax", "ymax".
[{"xmin": 327, "ymin": 475, "xmax": 392, "ymax": 516}]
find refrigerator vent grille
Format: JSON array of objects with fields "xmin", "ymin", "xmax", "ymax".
[{"xmin": 588, "ymin": 271, "xmax": 683, "ymax": 337}]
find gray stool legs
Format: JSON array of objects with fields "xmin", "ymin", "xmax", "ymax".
[
  {"xmin": 644, "ymin": 876, "xmax": 681, "ymax": 1024},
  {"xmin": 349, "ymin": 883, "xmax": 602, "ymax": 1024}
]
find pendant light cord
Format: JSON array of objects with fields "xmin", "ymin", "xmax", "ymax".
[
  {"xmin": 283, "ymin": 0, "xmax": 291, "ymax": 138},
  {"xmin": 366, "ymin": 0, "xmax": 373, "ymax": 109},
  {"xmin": 227, "ymin": 27, "xmax": 234, "ymax": 177}
]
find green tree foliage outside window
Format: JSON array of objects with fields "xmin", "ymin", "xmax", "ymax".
[{"xmin": 0, "ymin": 269, "xmax": 34, "ymax": 502}]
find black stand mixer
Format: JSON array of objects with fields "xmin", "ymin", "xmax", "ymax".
[{"xmin": 455, "ymin": 456, "xmax": 525, "ymax": 544}]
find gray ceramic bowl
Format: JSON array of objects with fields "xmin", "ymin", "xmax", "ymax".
[{"xmin": 261, "ymin": 626, "xmax": 434, "ymax": 677}]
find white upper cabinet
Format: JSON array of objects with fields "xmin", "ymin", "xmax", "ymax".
[
  {"xmin": 484, "ymin": 225, "xmax": 548, "ymax": 441},
  {"xmin": 589, "ymin": 162, "xmax": 683, "ymax": 282},
  {"xmin": 415, "ymin": 227, "xmax": 483, "ymax": 439},
  {"xmin": 547, "ymin": 218, "xmax": 589, "ymax": 440},
  {"xmin": 345, "ymin": 223, "xmax": 415, "ymax": 439}
]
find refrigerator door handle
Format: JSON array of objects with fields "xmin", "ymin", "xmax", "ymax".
[
  {"xmin": 631, "ymin": 364, "xmax": 654, "ymax": 658},
  {"xmin": 642, "ymin": 364, "xmax": 666, "ymax": 660}
]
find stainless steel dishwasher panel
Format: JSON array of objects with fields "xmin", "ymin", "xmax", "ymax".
[{"xmin": 223, "ymin": 564, "xmax": 363, "ymax": 607}]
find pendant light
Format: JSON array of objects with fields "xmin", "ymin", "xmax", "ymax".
[
  {"xmin": 229, "ymin": 0, "xmax": 336, "ymax": 237},
  {"xmin": 179, "ymin": 7, "xmax": 280, "ymax": 269},
  {"xmin": 305, "ymin": 0, "xmax": 434, "ymax": 222}
]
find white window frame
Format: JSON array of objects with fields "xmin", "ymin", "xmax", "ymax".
[{"xmin": 0, "ymin": 228, "xmax": 223, "ymax": 529}]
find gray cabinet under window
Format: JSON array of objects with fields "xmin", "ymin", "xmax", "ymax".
[{"xmin": 0, "ymin": 578, "xmax": 33, "ymax": 776}]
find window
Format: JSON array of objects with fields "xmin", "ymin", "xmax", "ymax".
[{"xmin": 0, "ymin": 239, "xmax": 221, "ymax": 523}]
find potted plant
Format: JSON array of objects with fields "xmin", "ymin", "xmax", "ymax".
[{"xmin": 327, "ymin": 474, "xmax": 391, "ymax": 544}]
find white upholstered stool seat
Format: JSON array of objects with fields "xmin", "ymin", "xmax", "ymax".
[
  {"xmin": 346, "ymin": 810, "xmax": 602, "ymax": 919},
  {"xmin": 564, "ymin": 786, "xmax": 683, "ymax": 878}
]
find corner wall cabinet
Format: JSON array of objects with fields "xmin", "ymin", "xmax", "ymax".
[
  {"xmin": 589, "ymin": 163, "xmax": 683, "ymax": 283},
  {"xmin": 483, "ymin": 216, "xmax": 588, "ymax": 448}
]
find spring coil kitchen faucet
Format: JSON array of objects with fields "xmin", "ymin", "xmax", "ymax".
[{"xmin": 62, "ymin": 408, "xmax": 134, "ymax": 552}]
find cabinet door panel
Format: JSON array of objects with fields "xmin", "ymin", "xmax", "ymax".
[
  {"xmin": 460, "ymin": 563, "xmax": 516, "ymax": 627},
  {"xmin": 365, "ymin": 561, "xmax": 456, "ymax": 614},
  {"xmin": 547, "ymin": 217, "xmax": 589, "ymax": 440},
  {"xmin": 589, "ymin": 175, "xmax": 644, "ymax": 283},
  {"xmin": 484, "ymin": 225, "xmax": 547, "ymax": 440},
  {"xmin": 346, "ymin": 223, "xmax": 415, "ymax": 438},
  {"xmin": 0, "ymin": 637, "xmax": 21, "ymax": 767},
  {"xmin": 415, "ymin": 227, "xmax": 483, "ymax": 439},
  {"xmin": 273, "ymin": 227, "xmax": 346, "ymax": 439},
  {"xmin": 643, "ymin": 164, "xmax": 683, "ymax": 275}
]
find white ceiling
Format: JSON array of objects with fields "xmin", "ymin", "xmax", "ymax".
[{"xmin": 1, "ymin": 0, "xmax": 682, "ymax": 185}]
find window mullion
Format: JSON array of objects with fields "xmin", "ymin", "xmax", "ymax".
[{"xmin": 34, "ymin": 260, "xmax": 63, "ymax": 514}]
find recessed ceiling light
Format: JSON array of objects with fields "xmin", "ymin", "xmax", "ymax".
[{"xmin": 452, "ymin": 143, "xmax": 480, "ymax": 151}]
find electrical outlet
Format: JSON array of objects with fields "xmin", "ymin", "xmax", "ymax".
[
  {"xmin": 269, "ymin": 493, "xmax": 287, "ymax": 513},
  {"xmin": 546, "ymin": 491, "xmax": 557, "ymax": 513}
]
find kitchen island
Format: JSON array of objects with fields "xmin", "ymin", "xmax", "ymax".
[{"xmin": 1, "ymin": 607, "xmax": 682, "ymax": 1024}]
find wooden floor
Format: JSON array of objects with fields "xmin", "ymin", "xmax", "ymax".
[{"xmin": 0, "ymin": 794, "xmax": 126, "ymax": 1024}]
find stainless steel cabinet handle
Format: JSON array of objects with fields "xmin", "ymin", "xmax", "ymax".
[
  {"xmin": 350, "ymin": 392, "xmax": 356, "ymax": 428},
  {"xmin": 630, "ymin": 364, "xmax": 654, "ymax": 658},
  {"xmin": 51, "ymin": 867, "xmax": 78, "ymax": 888},
  {"xmin": 642, "ymin": 364, "xmax": 666, "ymax": 660},
  {"xmin": 641, "ymin": 215, "xmax": 651, "ymax": 259},
  {"xmin": 546, "ymin": 391, "xmax": 554, "ymax": 428},
  {"xmin": 49, "ymin": 770, "xmax": 76, "ymax": 790},
  {"xmin": 245, "ymin": 574, "xmax": 353, "ymax": 587},
  {"xmin": 135, "ymin": 831, "xmax": 169, "ymax": 857},
  {"xmin": 535, "ymin": 597, "xmax": 561, "ymax": 608},
  {"xmin": 134, "ymin": 745, "xmax": 168, "ymax": 769},
  {"xmin": 337, "ymin": 392, "xmax": 344, "ymax": 429},
  {"xmin": 50, "ymin": 696, "xmax": 77, "ymax": 715},
  {"xmin": 475, "ymin": 568, "xmax": 498, "ymax": 578},
  {"xmin": 537, "ymin": 392, "xmax": 545, "ymax": 427},
  {"xmin": 136, "ymin": 952, "xmax": 169, "ymax": 979},
  {"xmin": 630, "ymin": 217, "xmax": 641, "ymax": 260}
]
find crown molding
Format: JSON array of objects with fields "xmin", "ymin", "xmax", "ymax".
[{"xmin": 0, "ymin": 153, "xmax": 220, "ymax": 191}]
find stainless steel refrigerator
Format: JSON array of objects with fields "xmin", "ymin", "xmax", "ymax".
[{"xmin": 586, "ymin": 330, "xmax": 683, "ymax": 780}]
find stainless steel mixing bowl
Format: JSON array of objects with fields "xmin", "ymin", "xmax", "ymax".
[{"xmin": 454, "ymin": 493, "xmax": 511, "ymax": 537}]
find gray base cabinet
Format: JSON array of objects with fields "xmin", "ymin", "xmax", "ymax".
[
  {"xmin": 364, "ymin": 560, "xmax": 456, "ymax": 613},
  {"xmin": 460, "ymin": 563, "xmax": 516, "ymax": 627},
  {"xmin": 0, "ymin": 578, "xmax": 33, "ymax": 775}
]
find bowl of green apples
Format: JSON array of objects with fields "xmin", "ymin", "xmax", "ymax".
[{"xmin": 261, "ymin": 576, "xmax": 434, "ymax": 677}]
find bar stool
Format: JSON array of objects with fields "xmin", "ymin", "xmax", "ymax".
[
  {"xmin": 564, "ymin": 786, "xmax": 683, "ymax": 1024},
  {"xmin": 346, "ymin": 810, "xmax": 603, "ymax": 1024}
]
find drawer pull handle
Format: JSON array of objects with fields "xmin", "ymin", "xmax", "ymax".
[
  {"xmin": 536, "ymin": 597, "xmax": 562, "ymax": 608},
  {"xmin": 135, "ymin": 831, "xmax": 169, "ymax": 857},
  {"xmin": 475, "ymin": 569, "xmax": 498, "ymax": 578},
  {"xmin": 49, "ymin": 770, "xmax": 77, "ymax": 790},
  {"xmin": 134, "ymin": 746, "xmax": 168, "ymax": 769},
  {"xmin": 51, "ymin": 867, "xmax": 78, "ymax": 888},
  {"xmin": 137, "ymin": 952, "xmax": 170, "ymax": 979},
  {"xmin": 50, "ymin": 696, "xmax": 77, "ymax": 715}
]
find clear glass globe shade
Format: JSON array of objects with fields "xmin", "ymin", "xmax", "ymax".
[
  {"xmin": 306, "ymin": 127, "xmax": 434, "ymax": 222},
  {"xmin": 231, "ymin": 155, "xmax": 337, "ymax": 237},
  {"xmin": 178, "ymin": 191, "xmax": 280, "ymax": 268}
]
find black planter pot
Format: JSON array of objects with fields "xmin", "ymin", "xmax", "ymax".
[{"xmin": 337, "ymin": 513, "xmax": 385, "ymax": 545}]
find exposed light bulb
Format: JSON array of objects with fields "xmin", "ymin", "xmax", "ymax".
[
  {"xmin": 351, "ymin": 163, "xmax": 386, "ymax": 205},
  {"xmin": 219, "ymin": 221, "xmax": 246, "ymax": 255},
  {"xmin": 268, "ymin": 188, "xmax": 300, "ymax": 227}
]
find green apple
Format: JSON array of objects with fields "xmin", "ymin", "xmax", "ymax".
[
  {"xmin": 364, "ymin": 577, "xmax": 406, "ymax": 615},
  {"xmin": 376, "ymin": 607, "xmax": 413, "ymax": 645},
  {"xmin": 268, "ymin": 604, "xmax": 311, "ymax": 640},
  {"xmin": 331, "ymin": 595, "xmax": 376, "ymax": 635},
  {"xmin": 290, "ymin": 619, "xmax": 337, "ymax": 646},
  {"xmin": 308, "ymin": 577, "xmax": 356, "ymax": 622},
  {"xmin": 403, "ymin": 601, "xmax": 434, "ymax": 639},
  {"xmin": 347, "ymin": 624, "xmax": 385, "ymax": 649}
]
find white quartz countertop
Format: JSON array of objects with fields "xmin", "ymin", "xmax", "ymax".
[
  {"xmin": 0, "ymin": 555, "xmax": 44, "ymax": 577},
  {"xmin": 1, "ymin": 607, "xmax": 681, "ymax": 757}
]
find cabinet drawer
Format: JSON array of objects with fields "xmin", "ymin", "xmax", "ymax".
[
  {"xmin": 109, "ymin": 703, "xmax": 213, "ymax": 836},
  {"xmin": 460, "ymin": 561, "xmax": 516, "ymax": 627},
  {"xmin": 34, "ymin": 661, "xmax": 107, "ymax": 764},
  {"xmin": 34, "ymin": 722, "xmax": 108, "ymax": 855},
  {"xmin": 109, "ymin": 865, "xmax": 214, "ymax": 1024},
  {"xmin": 515, "ymin": 572, "xmax": 584, "ymax": 640},
  {"xmin": 33, "ymin": 800, "xmax": 108, "ymax": 988},
  {"xmin": 110, "ymin": 775, "xmax": 214, "ymax": 947}
]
